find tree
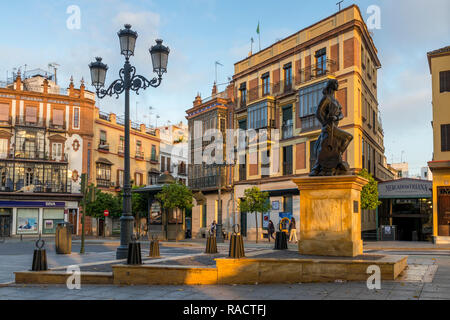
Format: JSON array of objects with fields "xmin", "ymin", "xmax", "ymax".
[
  {"xmin": 86, "ymin": 190, "xmax": 122, "ymax": 218},
  {"xmin": 238, "ymin": 187, "xmax": 271, "ymax": 243},
  {"xmin": 156, "ymin": 182, "xmax": 193, "ymax": 241},
  {"xmin": 117, "ymin": 186, "xmax": 148, "ymax": 237},
  {"xmin": 358, "ymin": 168, "xmax": 382, "ymax": 210}
]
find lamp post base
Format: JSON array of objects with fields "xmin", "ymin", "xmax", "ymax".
[
  {"xmin": 116, "ymin": 214, "xmax": 135, "ymax": 259},
  {"xmin": 116, "ymin": 245, "xmax": 129, "ymax": 259}
]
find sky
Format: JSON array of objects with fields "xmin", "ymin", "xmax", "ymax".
[{"xmin": 0, "ymin": 0, "xmax": 449, "ymax": 176}]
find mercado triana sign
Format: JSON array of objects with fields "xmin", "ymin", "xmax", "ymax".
[{"xmin": 378, "ymin": 178, "xmax": 432, "ymax": 199}]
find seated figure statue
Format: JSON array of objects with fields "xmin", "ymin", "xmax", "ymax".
[{"xmin": 309, "ymin": 79, "xmax": 353, "ymax": 176}]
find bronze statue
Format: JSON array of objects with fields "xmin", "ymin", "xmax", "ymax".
[{"xmin": 309, "ymin": 79, "xmax": 353, "ymax": 176}]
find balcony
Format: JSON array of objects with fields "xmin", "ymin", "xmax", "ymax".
[
  {"xmin": 13, "ymin": 150, "xmax": 68, "ymax": 162},
  {"xmin": 0, "ymin": 117, "xmax": 12, "ymax": 126},
  {"xmin": 295, "ymin": 59, "xmax": 336, "ymax": 85},
  {"xmin": 283, "ymin": 161, "xmax": 293, "ymax": 176},
  {"xmin": 0, "ymin": 181, "xmax": 71, "ymax": 193},
  {"xmin": 299, "ymin": 115, "xmax": 321, "ymax": 133},
  {"xmin": 135, "ymin": 150, "xmax": 144, "ymax": 160},
  {"xmin": 96, "ymin": 179, "xmax": 111, "ymax": 189},
  {"xmin": 98, "ymin": 142, "xmax": 110, "ymax": 152},
  {"xmin": 118, "ymin": 145, "xmax": 124, "ymax": 156},
  {"xmin": 282, "ymin": 123, "xmax": 293, "ymax": 140},
  {"xmin": 149, "ymin": 154, "xmax": 159, "ymax": 163},
  {"xmin": 239, "ymin": 164, "xmax": 247, "ymax": 181},
  {"xmin": 48, "ymin": 122, "xmax": 66, "ymax": 131},
  {"xmin": 15, "ymin": 116, "xmax": 44, "ymax": 128}
]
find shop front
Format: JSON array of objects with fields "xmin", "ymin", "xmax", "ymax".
[
  {"xmin": 0, "ymin": 200, "xmax": 79, "ymax": 236},
  {"xmin": 0, "ymin": 208, "xmax": 12, "ymax": 237},
  {"xmin": 378, "ymin": 179, "xmax": 433, "ymax": 241}
]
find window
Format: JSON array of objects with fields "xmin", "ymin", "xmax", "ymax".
[
  {"xmin": 99, "ymin": 130, "xmax": 107, "ymax": 145},
  {"xmin": 298, "ymin": 80, "xmax": 328, "ymax": 117},
  {"xmin": 440, "ymin": 71, "xmax": 450, "ymax": 93},
  {"xmin": 201, "ymin": 203, "xmax": 207, "ymax": 228},
  {"xmin": 239, "ymin": 82, "xmax": 247, "ymax": 106},
  {"xmin": 73, "ymin": 107, "xmax": 80, "ymax": 129},
  {"xmin": 315, "ymin": 48, "xmax": 326, "ymax": 76},
  {"xmin": 282, "ymin": 105, "xmax": 293, "ymax": 139},
  {"xmin": 283, "ymin": 145, "xmax": 293, "ymax": 175},
  {"xmin": 284, "ymin": 63, "xmax": 292, "ymax": 88},
  {"xmin": 247, "ymin": 101, "xmax": 268, "ymax": 129},
  {"xmin": 51, "ymin": 142, "xmax": 62, "ymax": 160},
  {"xmin": 52, "ymin": 109, "xmax": 64, "ymax": 126},
  {"xmin": 151, "ymin": 145, "xmax": 157, "ymax": 161},
  {"xmin": 0, "ymin": 103, "xmax": 9, "ymax": 124},
  {"xmin": 25, "ymin": 106, "xmax": 37, "ymax": 123},
  {"xmin": 117, "ymin": 170, "xmax": 124, "ymax": 188},
  {"xmin": 134, "ymin": 172, "xmax": 143, "ymax": 186},
  {"xmin": 167, "ymin": 157, "xmax": 171, "ymax": 173},
  {"xmin": 118, "ymin": 136, "xmax": 124, "ymax": 154},
  {"xmin": 161, "ymin": 156, "xmax": 166, "ymax": 172},
  {"xmin": 148, "ymin": 172, "xmax": 158, "ymax": 185},
  {"xmin": 261, "ymin": 73, "xmax": 270, "ymax": 96},
  {"xmin": 0, "ymin": 138, "xmax": 8, "ymax": 159},
  {"xmin": 96, "ymin": 163, "xmax": 111, "ymax": 188},
  {"xmin": 136, "ymin": 140, "xmax": 142, "ymax": 158},
  {"xmin": 441, "ymin": 124, "xmax": 450, "ymax": 151}
]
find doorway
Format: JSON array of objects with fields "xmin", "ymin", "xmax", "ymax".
[
  {"xmin": 98, "ymin": 218, "xmax": 105, "ymax": 237},
  {"xmin": 0, "ymin": 209, "xmax": 12, "ymax": 237},
  {"xmin": 240, "ymin": 211, "xmax": 247, "ymax": 237},
  {"xmin": 438, "ymin": 187, "xmax": 450, "ymax": 236}
]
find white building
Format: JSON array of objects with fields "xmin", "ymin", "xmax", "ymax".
[{"xmin": 158, "ymin": 122, "xmax": 188, "ymax": 185}]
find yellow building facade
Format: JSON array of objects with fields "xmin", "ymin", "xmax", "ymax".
[
  {"xmin": 231, "ymin": 5, "xmax": 393, "ymax": 240},
  {"xmin": 92, "ymin": 107, "xmax": 160, "ymax": 192},
  {"xmin": 427, "ymin": 46, "xmax": 450, "ymax": 243}
]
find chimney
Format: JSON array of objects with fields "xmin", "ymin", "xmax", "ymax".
[
  {"xmin": 212, "ymin": 82, "xmax": 217, "ymax": 96},
  {"xmin": 42, "ymin": 78, "xmax": 49, "ymax": 94},
  {"xmin": 193, "ymin": 93, "xmax": 202, "ymax": 107}
]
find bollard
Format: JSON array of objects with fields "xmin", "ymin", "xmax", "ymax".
[
  {"xmin": 31, "ymin": 237, "xmax": 48, "ymax": 271},
  {"xmin": 228, "ymin": 224, "xmax": 245, "ymax": 259},
  {"xmin": 149, "ymin": 235, "xmax": 160, "ymax": 258},
  {"xmin": 274, "ymin": 231, "xmax": 288, "ymax": 250},
  {"xmin": 205, "ymin": 232, "xmax": 218, "ymax": 254},
  {"xmin": 127, "ymin": 235, "xmax": 142, "ymax": 265}
]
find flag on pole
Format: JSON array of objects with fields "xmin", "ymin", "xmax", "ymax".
[
  {"xmin": 256, "ymin": 22, "xmax": 260, "ymax": 34},
  {"xmin": 256, "ymin": 21, "xmax": 261, "ymax": 51}
]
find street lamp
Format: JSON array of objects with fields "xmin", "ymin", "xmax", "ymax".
[{"xmin": 89, "ymin": 24, "xmax": 169, "ymax": 259}]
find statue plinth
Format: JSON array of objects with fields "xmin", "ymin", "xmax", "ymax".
[{"xmin": 293, "ymin": 175, "xmax": 368, "ymax": 257}]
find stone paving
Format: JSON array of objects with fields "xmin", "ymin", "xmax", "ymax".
[{"xmin": 1, "ymin": 238, "xmax": 449, "ymax": 300}]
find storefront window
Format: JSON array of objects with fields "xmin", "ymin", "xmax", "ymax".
[
  {"xmin": 42, "ymin": 208, "xmax": 65, "ymax": 234},
  {"xmin": 16, "ymin": 208, "xmax": 39, "ymax": 234}
]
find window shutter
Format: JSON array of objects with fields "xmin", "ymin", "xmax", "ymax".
[
  {"xmin": 0, "ymin": 104, "xmax": 9, "ymax": 121},
  {"xmin": 53, "ymin": 109, "xmax": 64, "ymax": 125},
  {"xmin": 25, "ymin": 106, "xmax": 37, "ymax": 123}
]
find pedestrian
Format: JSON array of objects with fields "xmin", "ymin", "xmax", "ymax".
[
  {"xmin": 268, "ymin": 220, "xmax": 275, "ymax": 242},
  {"xmin": 289, "ymin": 217, "xmax": 298, "ymax": 243},
  {"xmin": 210, "ymin": 220, "xmax": 217, "ymax": 237}
]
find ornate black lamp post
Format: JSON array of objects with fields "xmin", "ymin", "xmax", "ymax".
[{"xmin": 89, "ymin": 24, "xmax": 169, "ymax": 259}]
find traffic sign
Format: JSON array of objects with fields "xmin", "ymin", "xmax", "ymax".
[{"xmin": 104, "ymin": 209, "xmax": 109, "ymax": 217}]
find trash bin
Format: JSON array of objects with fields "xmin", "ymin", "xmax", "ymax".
[{"xmin": 55, "ymin": 222, "xmax": 72, "ymax": 254}]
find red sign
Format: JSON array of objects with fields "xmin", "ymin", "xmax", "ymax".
[{"xmin": 103, "ymin": 210, "xmax": 109, "ymax": 217}]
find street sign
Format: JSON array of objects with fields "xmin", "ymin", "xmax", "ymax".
[{"xmin": 103, "ymin": 210, "xmax": 109, "ymax": 217}]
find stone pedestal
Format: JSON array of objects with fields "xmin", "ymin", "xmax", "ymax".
[{"xmin": 292, "ymin": 175, "xmax": 368, "ymax": 257}]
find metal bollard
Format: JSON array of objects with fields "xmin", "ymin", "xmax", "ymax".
[
  {"xmin": 205, "ymin": 232, "xmax": 218, "ymax": 254},
  {"xmin": 149, "ymin": 235, "xmax": 160, "ymax": 258},
  {"xmin": 228, "ymin": 224, "xmax": 245, "ymax": 259},
  {"xmin": 31, "ymin": 237, "xmax": 48, "ymax": 271},
  {"xmin": 127, "ymin": 235, "xmax": 142, "ymax": 265}
]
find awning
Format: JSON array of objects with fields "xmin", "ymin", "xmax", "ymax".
[{"xmin": 96, "ymin": 157, "xmax": 113, "ymax": 165}]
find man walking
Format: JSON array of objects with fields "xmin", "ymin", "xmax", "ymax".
[{"xmin": 268, "ymin": 220, "xmax": 275, "ymax": 242}]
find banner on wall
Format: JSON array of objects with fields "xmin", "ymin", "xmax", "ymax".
[
  {"xmin": 16, "ymin": 209, "xmax": 39, "ymax": 234},
  {"xmin": 149, "ymin": 201, "xmax": 162, "ymax": 225}
]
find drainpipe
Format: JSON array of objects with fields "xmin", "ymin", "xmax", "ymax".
[{"xmin": 376, "ymin": 206, "xmax": 379, "ymax": 241}]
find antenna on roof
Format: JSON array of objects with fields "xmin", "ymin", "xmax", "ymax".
[
  {"xmin": 215, "ymin": 61, "xmax": 223, "ymax": 84},
  {"xmin": 336, "ymin": 0, "xmax": 344, "ymax": 11},
  {"xmin": 48, "ymin": 62, "xmax": 60, "ymax": 85}
]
